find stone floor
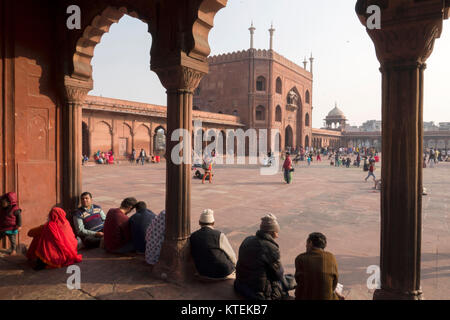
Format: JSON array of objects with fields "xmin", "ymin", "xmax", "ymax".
[{"xmin": 1, "ymin": 158, "xmax": 449, "ymax": 300}]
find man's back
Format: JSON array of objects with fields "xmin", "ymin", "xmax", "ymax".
[
  {"xmin": 129, "ymin": 209, "xmax": 156, "ymax": 253},
  {"xmin": 235, "ymin": 231, "xmax": 282, "ymax": 299},
  {"xmin": 190, "ymin": 227, "xmax": 235, "ymax": 278},
  {"xmin": 295, "ymin": 249, "xmax": 338, "ymax": 300},
  {"xmin": 104, "ymin": 208, "xmax": 130, "ymax": 252}
]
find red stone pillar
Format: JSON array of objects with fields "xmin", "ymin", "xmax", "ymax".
[
  {"xmin": 63, "ymin": 77, "xmax": 92, "ymax": 210},
  {"xmin": 152, "ymin": 63, "xmax": 205, "ymax": 279},
  {"xmin": 356, "ymin": 0, "xmax": 448, "ymax": 300}
]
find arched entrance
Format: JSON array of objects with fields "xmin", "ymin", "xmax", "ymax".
[
  {"xmin": 153, "ymin": 126, "xmax": 166, "ymax": 156},
  {"xmin": 285, "ymin": 125, "xmax": 293, "ymax": 150}
]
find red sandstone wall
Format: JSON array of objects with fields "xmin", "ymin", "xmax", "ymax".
[
  {"xmin": 194, "ymin": 51, "xmax": 313, "ymax": 150},
  {"xmin": 5, "ymin": 3, "xmax": 61, "ymax": 244},
  {"xmin": 194, "ymin": 59, "xmax": 250, "ymax": 124}
]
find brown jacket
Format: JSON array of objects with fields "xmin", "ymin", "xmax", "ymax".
[{"xmin": 295, "ymin": 248, "xmax": 339, "ymax": 300}]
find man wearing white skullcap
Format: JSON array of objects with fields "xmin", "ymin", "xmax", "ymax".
[{"xmin": 190, "ymin": 209, "xmax": 237, "ymax": 279}]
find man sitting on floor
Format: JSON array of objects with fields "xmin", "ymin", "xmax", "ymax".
[
  {"xmin": 234, "ymin": 213, "xmax": 295, "ymax": 300},
  {"xmin": 103, "ymin": 197, "xmax": 137, "ymax": 254},
  {"xmin": 294, "ymin": 232, "xmax": 345, "ymax": 300},
  {"xmin": 129, "ymin": 201, "xmax": 156, "ymax": 254},
  {"xmin": 73, "ymin": 192, "xmax": 106, "ymax": 249},
  {"xmin": 190, "ymin": 209, "xmax": 237, "ymax": 280}
]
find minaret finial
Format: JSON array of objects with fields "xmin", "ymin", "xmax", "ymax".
[
  {"xmin": 268, "ymin": 23, "xmax": 275, "ymax": 51},
  {"xmin": 303, "ymin": 56, "xmax": 308, "ymax": 69},
  {"xmin": 249, "ymin": 21, "xmax": 256, "ymax": 49},
  {"xmin": 309, "ymin": 52, "xmax": 314, "ymax": 74}
]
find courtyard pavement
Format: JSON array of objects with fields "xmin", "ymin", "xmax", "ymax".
[{"xmin": 1, "ymin": 157, "xmax": 449, "ymax": 300}]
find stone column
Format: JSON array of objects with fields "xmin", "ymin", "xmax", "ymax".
[
  {"xmin": 63, "ymin": 76, "xmax": 92, "ymax": 210},
  {"xmin": 356, "ymin": 0, "xmax": 447, "ymax": 300},
  {"xmin": 152, "ymin": 63, "xmax": 205, "ymax": 279}
]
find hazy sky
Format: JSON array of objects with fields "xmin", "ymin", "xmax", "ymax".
[{"xmin": 90, "ymin": 0, "xmax": 450, "ymax": 129}]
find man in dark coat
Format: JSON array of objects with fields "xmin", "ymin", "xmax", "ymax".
[
  {"xmin": 234, "ymin": 213, "xmax": 294, "ymax": 300},
  {"xmin": 295, "ymin": 232, "xmax": 344, "ymax": 300}
]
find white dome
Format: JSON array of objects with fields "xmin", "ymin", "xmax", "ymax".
[{"xmin": 327, "ymin": 105, "xmax": 345, "ymax": 118}]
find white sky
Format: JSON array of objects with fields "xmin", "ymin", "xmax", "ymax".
[{"xmin": 90, "ymin": 0, "xmax": 450, "ymax": 129}]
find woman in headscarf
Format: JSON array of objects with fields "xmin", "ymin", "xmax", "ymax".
[{"xmin": 27, "ymin": 207, "xmax": 82, "ymax": 270}]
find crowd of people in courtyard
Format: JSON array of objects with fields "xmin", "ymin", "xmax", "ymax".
[
  {"xmin": 82, "ymin": 148, "xmax": 163, "ymax": 166},
  {"xmin": 1, "ymin": 189, "xmax": 346, "ymax": 300},
  {"xmin": 3, "ymin": 143, "xmax": 449, "ymax": 299}
]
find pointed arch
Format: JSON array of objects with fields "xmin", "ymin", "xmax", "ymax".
[
  {"xmin": 256, "ymin": 76, "xmax": 266, "ymax": 91},
  {"xmin": 275, "ymin": 105, "xmax": 282, "ymax": 122},
  {"xmin": 276, "ymin": 77, "xmax": 282, "ymax": 94},
  {"xmin": 305, "ymin": 90, "xmax": 311, "ymax": 104}
]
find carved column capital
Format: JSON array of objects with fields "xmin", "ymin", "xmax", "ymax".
[
  {"xmin": 64, "ymin": 76, "xmax": 93, "ymax": 104},
  {"xmin": 356, "ymin": 0, "xmax": 446, "ymax": 66},
  {"xmin": 153, "ymin": 64, "xmax": 206, "ymax": 93}
]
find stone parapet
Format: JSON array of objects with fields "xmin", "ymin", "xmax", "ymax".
[{"xmin": 84, "ymin": 95, "xmax": 244, "ymax": 127}]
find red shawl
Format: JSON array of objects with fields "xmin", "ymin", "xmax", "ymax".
[{"xmin": 33, "ymin": 207, "xmax": 82, "ymax": 268}]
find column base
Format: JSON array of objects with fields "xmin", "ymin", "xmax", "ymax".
[
  {"xmin": 152, "ymin": 238, "xmax": 196, "ymax": 283},
  {"xmin": 373, "ymin": 288, "xmax": 423, "ymax": 300}
]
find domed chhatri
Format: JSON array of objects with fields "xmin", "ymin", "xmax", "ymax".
[
  {"xmin": 324, "ymin": 102, "xmax": 346, "ymax": 130},
  {"xmin": 327, "ymin": 102, "xmax": 346, "ymax": 119}
]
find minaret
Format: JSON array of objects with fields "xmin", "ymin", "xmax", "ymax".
[
  {"xmin": 268, "ymin": 23, "xmax": 275, "ymax": 50},
  {"xmin": 249, "ymin": 22, "xmax": 256, "ymax": 49},
  {"xmin": 309, "ymin": 53, "xmax": 314, "ymax": 74},
  {"xmin": 303, "ymin": 57, "xmax": 308, "ymax": 69}
]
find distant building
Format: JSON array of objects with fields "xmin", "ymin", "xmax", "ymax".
[
  {"xmin": 194, "ymin": 23, "xmax": 314, "ymax": 150},
  {"xmin": 424, "ymin": 121, "xmax": 439, "ymax": 131},
  {"xmin": 361, "ymin": 120, "xmax": 382, "ymax": 132},
  {"xmin": 310, "ymin": 106, "xmax": 450, "ymax": 151}
]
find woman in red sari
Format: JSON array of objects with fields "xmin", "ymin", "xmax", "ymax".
[{"xmin": 27, "ymin": 207, "xmax": 82, "ymax": 270}]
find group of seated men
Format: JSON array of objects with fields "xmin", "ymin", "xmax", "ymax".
[{"xmin": 73, "ymin": 193, "xmax": 344, "ymax": 300}]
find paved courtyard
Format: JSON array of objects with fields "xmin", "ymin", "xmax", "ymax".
[{"xmin": 1, "ymin": 158, "xmax": 449, "ymax": 300}]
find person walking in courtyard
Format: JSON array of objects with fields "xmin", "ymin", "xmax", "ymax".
[
  {"xmin": 283, "ymin": 152, "xmax": 293, "ymax": 184},
  {"xmin": 202, "ymin": 156, "xmax": 213, "ymax": 184},
  {"xmin": 26, "ymin": 207, "xmax": 82, "ymax": 270},
  {"xmin": 190, "ymin": 209, "xmax": 237, "ymax": 280},
  {"xmin": 307, "ymin": 153, "xmax": 311, "ymax": 166},
  {"xmin": 73, "ymin": 192, "xmax": 106, "ymax": 249},
  {"xmin": 103, "ymin": 197, "xmax": 137, "ymax": 254},
  {"xmin": 0, "ymin": 192, "xmax": 22, "ymax": 255},
  {"xmin": 364, "ymin": 161, "xmax": 376, "ymax": 182},
  {"xmin": 131, "ymin": 148, "xmax": 136, "ymax": 164},
  {"xmin": 139, "ymin": 148, "xmax": 147, "ymax": 165},
  {"xmin": 234, "ymin": 213, "xmax": 295, "ymax": 300},
  {"xmin": 294, "ymin": 232, "xmax": 344, "ymax": 300}
]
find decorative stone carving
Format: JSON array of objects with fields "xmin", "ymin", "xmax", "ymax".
[
  {"xmin": 287, "ymin": 90, "xmax": 298, "ymax": 105},
  {"xmin": 152, "ymin": 64, "xmax": 206, "ymax": 92},
  {"xmin": 356, "ymin": 0, "xmax": 446, "ymax": 66},
  {"xmin": 64, "ymin": 76, "xmax": 93, "ymax": 104}
]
